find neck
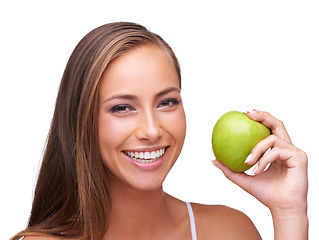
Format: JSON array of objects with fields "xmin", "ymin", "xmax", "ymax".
[{"xmin": 104, "ymin": 175, "xmax": 172, "ymax": 239}]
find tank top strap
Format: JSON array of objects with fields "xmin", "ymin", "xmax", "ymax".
[{"xmin": 186, "ymin": 202, "xmax": 197, "ymax": 240}]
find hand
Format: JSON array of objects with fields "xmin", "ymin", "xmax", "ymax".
[{"xmin": 212, "ymin": 110, "xmax": 308, "ymax": 239}]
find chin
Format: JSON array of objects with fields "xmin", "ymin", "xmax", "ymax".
[{"xmin": 128, "ymin": 175, "xmax": 167, "ymax": 192}]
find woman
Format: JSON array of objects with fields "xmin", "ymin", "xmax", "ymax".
[{"xmin": 12, "ymin": 22, "xmax": 308, "ymax": 239}]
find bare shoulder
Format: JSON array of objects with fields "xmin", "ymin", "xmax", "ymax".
[{"xmin": 191, "ymin": 203, "xmax": 262, "ymax": 239}]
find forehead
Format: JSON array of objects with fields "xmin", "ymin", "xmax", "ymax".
[{"xmin": 99, "ymin": 45, "xmax": 180, "ymax": 96}]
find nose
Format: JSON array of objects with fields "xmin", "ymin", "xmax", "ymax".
[{"xmin": 135, "ymin": 110, "xmax": 162, "ymax": 142}]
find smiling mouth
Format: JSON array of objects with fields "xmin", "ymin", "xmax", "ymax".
[{"xmin": 123, "ymin": 148, "xmax": 167, "ymax": 163}]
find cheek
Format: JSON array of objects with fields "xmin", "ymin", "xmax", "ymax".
[
  {"xmin": 177, "ymin": 111, "xmax": 187, "ymax": 143},
  {"xmin": 165, "ymin": 109, "xmax": 187, "ymax": 145},
  {"xmin": 97, "ymin": 116, "xmax": 133, "ymax": 156}
]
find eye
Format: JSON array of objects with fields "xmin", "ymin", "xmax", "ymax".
[
  {"xmin": 110, "ymin": 104, "xmax": 134, "ymax": 114},
  {"xmin": 157, "ymin": 98, "xmax": 181, "ymax": 108}
]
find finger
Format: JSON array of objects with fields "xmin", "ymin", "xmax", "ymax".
[
  {"xmin": 252, "ymin": 147, "xmax": 296, "ymax": 174},
  {"xmin": 247, "ymin": 110, "xmax": 292, "ymax": 143},
  {"xmin": 245, "ymin": 135, "xmax": 294, "ymax": 166}
]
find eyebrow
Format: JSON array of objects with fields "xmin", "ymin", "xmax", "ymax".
[
  {"xmin": 156, "ymin": 87, "xmax": 180, "ymax": 97},
  {"xmin": 104, "ymin": 94, "xmax": 137, "ymax": 102},
  {"xmin": 103, "ymin": 87, "xmax": 180, "ymax": 103}
]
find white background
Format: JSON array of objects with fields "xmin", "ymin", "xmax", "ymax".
[{"xmin": 1, "ymin": 1, "xmax": 318, "ymax": 239}]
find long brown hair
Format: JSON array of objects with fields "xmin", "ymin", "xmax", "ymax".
[{"xmin": 11, "ymin": 22, "xmax": 181, "ymax": 240}]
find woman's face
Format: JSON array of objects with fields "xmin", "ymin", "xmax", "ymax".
[{"xmin": 97, "ymin": 44, "xmax": 186, "ymax": 191}]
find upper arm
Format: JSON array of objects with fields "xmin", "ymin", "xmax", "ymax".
[{"xmin": 193, "ymin": 204, "xmax": 262, "ymax": 240}]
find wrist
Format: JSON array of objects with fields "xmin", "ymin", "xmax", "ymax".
[{"xmin": 270, "ymin": 205, "xmax": 308, "ymax": 240}]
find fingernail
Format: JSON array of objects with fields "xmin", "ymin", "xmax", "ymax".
[
  {"xmin": 247, "ymin": 109, "xmax": 258, "ymax": 113},
  {"xmin": 245, "ymin": 154, "xmax": 252, "ymax": 164},
  {"xmin": 252, "ymin": 164, "xmax": 258, "ymax": 174}
]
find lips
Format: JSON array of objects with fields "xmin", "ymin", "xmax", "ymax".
[{"xmin": 123, "ymin": 147, "xmax": 166, "ymax": 163}]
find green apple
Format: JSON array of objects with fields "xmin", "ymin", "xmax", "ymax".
[{"xmin": 212, "ymin": 111, "xmax": 270, "ymax": 172}]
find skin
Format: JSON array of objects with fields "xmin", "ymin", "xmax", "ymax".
[{"xmin": 24, "ymin": 48, "xmax": 308, "ymax": 239}]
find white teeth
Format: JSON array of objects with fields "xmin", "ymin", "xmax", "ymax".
[
  {"xmin": 124, "ymin": 148, "xmax": 166, "ymax": 163},
  {"xmin": 144, "ymin": 152, "xmax": 150, "ymax": 159}
]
